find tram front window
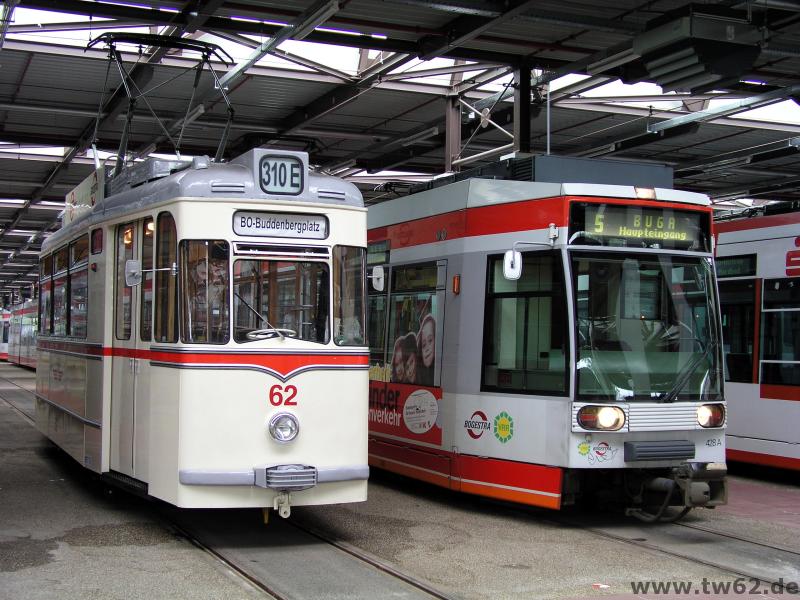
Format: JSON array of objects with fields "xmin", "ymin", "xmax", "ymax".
[
  {"xmin": 572, "ymin": 253, "xmax": 722, "ymax": 402},
  {"xmin": 233, "ymin": 260, "xmax": 329, "ymax": 344}
]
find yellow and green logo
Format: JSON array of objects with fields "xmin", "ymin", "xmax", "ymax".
[{"xmin": 493, "ymin": 411, "xmax": 514, "ymax": 444}]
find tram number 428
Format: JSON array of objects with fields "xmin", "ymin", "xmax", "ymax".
[{"xmin": 269, "ymin": 384, "xmax": 298, "ymax": 406}]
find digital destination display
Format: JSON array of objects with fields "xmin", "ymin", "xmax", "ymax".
[{"xmin": 569, "ymin": 203, "xmax": 710, "ymax": 251}]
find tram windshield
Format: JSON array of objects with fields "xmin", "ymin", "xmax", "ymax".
[
  {"xmin": 231, "ymin": 246, "xmax": 366, "ymax": 345},
  {"xmin": 233, "ymin": 259, "xmax": 330, "ymax": 343},
  {"xmin": 572, "ymin": 253, "xmax": 722, "ymax": 403}
]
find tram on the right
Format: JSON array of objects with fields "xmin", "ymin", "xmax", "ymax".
[
  {"xmin": 366, "ymin": 157, "xmax": 728, "ymax": 520},
  {"xmin": 715, "ymin": 203, "xmax": 800, "ymax": 471}
]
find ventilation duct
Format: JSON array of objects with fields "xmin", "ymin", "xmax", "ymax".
[{"xmin": 601, "ymin": 5, "xmax": 764, "ymax": 93}]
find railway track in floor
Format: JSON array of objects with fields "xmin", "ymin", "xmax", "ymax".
[
  {"xmin": 0, "ymin": 368, "xmax": 454, "ymax": 600},
  {"xmin": 4, "ymin": 365, "xmax": 798, "ymax": 597},
  {"xmin": 545, "ymin": 510, "xmax": 800, "ymax": 593},
  {"xmin": 163, "ymin": 509, "xmax": 456, "ymax": 600}
]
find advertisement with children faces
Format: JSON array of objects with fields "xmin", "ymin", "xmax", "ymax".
[{"xmin": 368, "ymin": 262, "xmax": 443, "ymax": 445}]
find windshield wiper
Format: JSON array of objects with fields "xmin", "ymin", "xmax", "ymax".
[
  {"xmin": 234, "ymin": 291, "xmax": 285, "ymax": 340},
  {"xmin": 660, "ymin": 341, "xmax": 715, "ymax": 403}
]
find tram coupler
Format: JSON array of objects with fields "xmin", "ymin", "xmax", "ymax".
[
  {"xmin": 274, "ymin": 492, "xmax": 292, "ymax": 518},
  {"xmin": 644, "ymin": 463, "xmax": 728, "ymax": 509}
]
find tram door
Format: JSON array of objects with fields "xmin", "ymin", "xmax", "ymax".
[{"xmin": 110, "ymin": 220, "xmax": 152, "ymax": 478}]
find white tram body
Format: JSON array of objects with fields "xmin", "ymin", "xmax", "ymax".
[
  {"xmin": 35, "ymin": 149, "xmax": 369, "ymax": 514},
  {"xmin": 367, "ymin": 171, "xmax": 727, "ymax": 514},
  {"xmin": 8, "ymin": 299, "xmax": 37, "ymax": 368},
  {"xmin": 715, "ymin": 206, "xmax": 800, "ymax": 470}
]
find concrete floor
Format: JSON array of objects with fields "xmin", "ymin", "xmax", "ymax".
[
  {"xmin": 2, "ymin": 361, "xmax": 798, "ymax": 600},
  {"xmin": 0, "ymin": 366, "xmax": 266, "ymax": 600}
]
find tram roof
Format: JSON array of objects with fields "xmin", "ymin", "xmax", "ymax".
[
  {"xmin": 3, "ymin": 1, "xmax": 800, "ymax": 296},
  {"xmin": 42, "ymin": 148, "xmax": 363, "ymax": 253},
  {"xmin": 368, "ymin": 177, "xmax": 710, "ymax": 230}
]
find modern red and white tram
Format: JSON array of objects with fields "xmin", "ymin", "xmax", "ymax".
[
  {"xmin": 35, "ymin": 148, "xmax": 369, "ymax": 516},
  {"xmin": 366, "ymin": 158, "xmax": 728, "ymax": 517},
  {"xmin": 0, "ymin": 307, "xmax": 10, "ymax": 361},
  {"xmin": 715, "ymin": 203, "xmax": 800, "ymax": 471},
  {"xmin": 8, "ymin": 299, "xmax": 37, "ymax": 369}
]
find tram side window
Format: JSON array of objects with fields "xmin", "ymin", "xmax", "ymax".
[
  {"xmin": 482, "ymin": 251, "xmax": 568, "ymax": 395},
  {"xmin": 181, "ymin": 240, "xmax": 229, "ymax": 344},
  {"xmin": 333, "ymin": 246, "xmax": 366, "ymax": 346},
  {"xmin": 140, "ymin": 218, "xmax": 154, "ymax": 341},
  {"xmin": 718, "ymin": 280, "xmax": 756, "ymax": 383},
  {"xmin": 761, "ymin": 278, "xmax": 800, "ymax": 386},
  {"xmin": 39, "ymin": 255, "xmax": 53, "ymax": 335},
  {"xmin": 387, "ymin": 262, "xmax": 441, "ymax": 387},
  {"xmin": 69, "ymin": 235, "xmax": 89, "ymax": 338},
  {"xmin": 155, "ymin": 213, "xmax": 178, "ymax": 343},
  {"xmin": 367, "ymin": 241, "xmax": 389, "ymax": 377},
  {"xmin": 52, "ymin": 246, "xmax": 69, "ymax": 336},
  {"xmin": 115, "ymin": 223, "xmax": 135, "ymax": 340}
]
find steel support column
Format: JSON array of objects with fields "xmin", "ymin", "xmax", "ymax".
[
  {"xmin": 514, "ymin": 63, "xmax": 531, "ymax": 153},
  {"xmin": 444, "ymin": 96, "xmax": 461, "ymax": 172}
]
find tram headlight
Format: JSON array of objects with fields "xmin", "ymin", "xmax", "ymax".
[
  {"xmin": 577, "ymin": 405, "xmax": 625, "ymax": 431},
  {"xmin": 697, "ymin": 404, "xmax": 725, "ymax": 428},
  {"xmin": 269, "ymin": 413, "xmax": 299, "ymax": 443}
]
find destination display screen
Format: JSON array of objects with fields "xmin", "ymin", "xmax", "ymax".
[
  {"xmin": 569, "ymin": 202, "xmax": 710, "ymax": 251},
  {"xmin": 716, "ymin": 254, "xmax": 756, "ymax": 278}
]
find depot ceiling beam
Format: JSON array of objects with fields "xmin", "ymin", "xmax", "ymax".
[
  {"xmin": 7, "ymin": 19, "xmax": 149, "ymax": 33},
  {"xmin": 0, "ymin": 0, "xmax": 19, "ymax": 50},
  {"xmin": 278, "ymin": 52, "xmax": 414, "ymax": 136},
  {"xmin": 577, "ymin": 122, "xmax": 700, "ymax": 158},
  {"xmin": 389, "ymin": 0, "xmax": 640, "ymax": 33},
  {"xmin": 675, "ymin": 136, "xmax": 800, "ymax": 176},
  {"xmin": 418, "ymin": 0, "xmax": 538, "ymax": 60},
  {"xmin": 382, "ymin": 62, "xmax": 503, "ymax": 82},
  {"xmin": 647, "ymin": 84, "xmax": 800, "ymax": 133},
  {"xmin": 140, "ymin": 0, "xmax": 227, "ymax": 64},
  {"xmin": 19, "ymin": 0, "xmax": 528, "ymax": 65},
  {"xmin": 711, "ymin": 175, "xmax": 800, "ymax": 202},
  {"xmin": 217, "ymin": 0, "xmax": 340, "ymax": 90},
  {"xmin": 207, "ymin": 30, "xmax": 353, "ymax": 81}
]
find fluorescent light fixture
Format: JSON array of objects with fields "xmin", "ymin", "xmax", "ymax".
[
  {"xmin": 316, "ymin": 27, "xmax": 360, "ymax": 37},
  {"xmin": 293, "ymin": 1, "xmax": 340, "ymax": 40}
]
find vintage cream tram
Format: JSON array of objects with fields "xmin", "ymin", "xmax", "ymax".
[
  {"xmin": 35, "ymin": 148, "xmax": 368, "ymax": 516},
  {"xmin": 715, "ymin": 203, "xmax": 800, "ymax": 470},
  {"xmin": 366, "ymin": 157, "xmax": 728, "ymax": 519}
]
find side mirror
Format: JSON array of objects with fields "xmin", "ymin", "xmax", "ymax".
[
  {"xmin": 503, "ymin": 250, "xmax": 522, "ymax": 280},
  {"xmin": 370, "ymin": 265, "xmax": 385, "ymax": 292},
  {"xmin": 125, "ymin": 259, "xmax": 142, "ymax": 287}
]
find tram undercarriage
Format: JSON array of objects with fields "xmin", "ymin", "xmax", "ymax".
[{"xmin": 563, "ymin": 463, "xmax": 728, "ymax": 521}]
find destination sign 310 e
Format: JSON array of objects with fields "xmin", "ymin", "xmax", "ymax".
[
  {"xmin": 259, "ymin": 155, "xmax": 304, "ymax": 195},
  {"xmin": 233, "ymin": 211, "xmax": 328, "ymax": 239}
]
